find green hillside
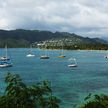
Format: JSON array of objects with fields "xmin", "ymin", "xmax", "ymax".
[{"xmin": 0, "ymin": 29, "xmax": 107, "ymax": 48}]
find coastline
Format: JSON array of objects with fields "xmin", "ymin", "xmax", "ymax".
[
  {"xmin": 45, "ymin": 48, "xmax": 108, "ymax": 52},
  {"xmin": 1, "ymin": 47, "xmax": 108, "ymax": 52}
]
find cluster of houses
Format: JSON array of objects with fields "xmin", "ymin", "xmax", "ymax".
[{"xmin": 33, "ymin": 37, "xmax": 81, "ymax": 47}]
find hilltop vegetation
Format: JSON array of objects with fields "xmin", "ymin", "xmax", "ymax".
[{"xmin": 0, "ymin": 29, "xmax": 108, "ymax": 48}]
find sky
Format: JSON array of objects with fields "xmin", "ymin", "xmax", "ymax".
[{"xmin": 0, "ymin": 0, "xmax": 108, "ymax": 38}]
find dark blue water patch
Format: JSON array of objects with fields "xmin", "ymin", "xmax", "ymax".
[
  {"xmin": 96, "ymin": 71, "xmax": 108, "ymax": 77},
  {"xmin": 59, "ymin": 92, "xmax": 79, "ymax": 102},
  {"xmin": 67, "ymin": 77, "xmax": 108, "ymax": 92}
]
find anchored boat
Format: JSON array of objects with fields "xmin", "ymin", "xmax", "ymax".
[
  {"xmin": 26, "ymin": 45, "xmax": 35, "ymax": 57},
  {"xmin": 0, "ymin": 61, "xmax": 12, "ymax": 68},
  {"xmin": 0, "ymin": 45, "xmax": 13, "ymax": 68},
  {"xmin": 68, "ymin": 58, "xmax": 77, "ymax": 67},
  {"xmin": 58, "ymin": 42, "xmax": 66, "ymax": 58},
  {"xmin": 0, "ymin": 45, "xmax": 10, "ymax": 61},
  {"xmin": 40, "ymin": 44, "xmax": 50, "ymax": 59}
]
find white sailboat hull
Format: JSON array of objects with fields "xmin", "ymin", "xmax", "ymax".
[
  {"xmin": 26, "ymin": 54, "xmax": 35, "ymax": 57},
  {"xmin": 0, "ymin": 57, "xmax": 10, "ymax": 61},
  {"xmin": 68, "ymin": 64, "xmax": 77, "ymax": 67},
  {"xmin": 68, "ymin": 57, "xmax": 77, "ymax": 67},
  {"xmin": 0, "ymin": 63, "xmax": 12, "ymax": 68}
]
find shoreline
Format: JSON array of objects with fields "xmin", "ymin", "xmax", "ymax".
[
  {"xmin": 45, "ymin": 48, "xmax": 108, "ymax": 52},
  {"xmin": 1, "ymin": 47, "xmax": 108, "ymax": 51}
]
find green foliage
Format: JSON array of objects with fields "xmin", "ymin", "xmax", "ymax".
[
  {"xmin": 84, "ymin": 93, "xmax": 92, "ymax": 101},
  {"xmin": 76, "ymin": 94, "xmax": 108, "ymax": 108},
  {"xmin": 0, "ymin": 72, "xmax": 61, "ymax": 108}
]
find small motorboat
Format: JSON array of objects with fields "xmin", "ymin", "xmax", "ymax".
[
  {"xmin": 58, "ymin": 55, "xmax": 66, "ymax": 58},
  {"xmin": 68, "ymin": 58, "xmax": 77, "ymax": 67}
]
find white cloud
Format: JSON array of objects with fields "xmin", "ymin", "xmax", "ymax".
[{"xmin": 0, "ymin": 0, "xmax": 108, "ymax": 37}]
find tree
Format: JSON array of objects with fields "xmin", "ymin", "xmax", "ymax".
[{"xmin": 0, "ymin": 72, "xmax": 61, "ymax": 108}]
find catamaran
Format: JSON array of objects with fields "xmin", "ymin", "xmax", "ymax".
[
  {"xmin": 26, "ymin": 45, "xmax": 35, "ymax": 57},
  {"xmin": 58, "ymin": 42, "xmax": 66, "ymax": 58},
  {"xmin": 68, "ymin": 58, "xmax": 77, "ymax": 67}
]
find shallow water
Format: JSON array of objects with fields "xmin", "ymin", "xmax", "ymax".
[{"xmin": 0, "ymin": 48, "xmax": 108, "ymax": 108}]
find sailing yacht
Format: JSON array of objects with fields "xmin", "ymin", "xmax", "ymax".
[
  {"xmin": 68, "ymin": 58, "xmax": 77, "ymax": 67},
  {"xmin": 40, "ymin": 44, "xmax": 50, "ymax": 59},
  {"xmin": 0, "ymin": 45, "xmax": 10, "ymax": 61},
  {"xmin": 58, "ymin": 42, "xmax": 66, "ymax": 58},
  {"xmin": 26, "ymin": 45, "xmax": 35, "ymax": 57},
  {"xmin": 0, "ymin": 45, "xmax": 13, "ymax": 67}
]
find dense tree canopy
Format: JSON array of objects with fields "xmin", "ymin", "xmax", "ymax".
[{"xmin": 47, "ymin": 44, "xmax": 108, "ymax": 50}]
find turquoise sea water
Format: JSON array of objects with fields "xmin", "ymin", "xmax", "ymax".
[{"xmin": 0, "ymin": 48, "xmax": 108, "ymax": 108}]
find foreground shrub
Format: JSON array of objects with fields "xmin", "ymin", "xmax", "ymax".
[
  {"xmin": 74, "ymin": 93, "xmax": 108, "ymax": 108},
  {"xmin": 0, "ymin": 72, "xmax": 61, "ymax": 108}
]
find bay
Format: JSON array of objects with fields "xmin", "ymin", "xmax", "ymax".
[{"xmin": 0, "ymin": 48, "xmax": 108, "ymax": 108}]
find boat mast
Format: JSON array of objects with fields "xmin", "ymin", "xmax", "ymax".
[
  {"xmin": 30, "ymin": 45, "xmax": 32, "ymax": 53},
  {"xmin": 5, "ymin": 44, "xmax": 7, "ymax": 58},
  {"xmin": 62, "ymin": 42, "xmax": 63, "ymax": 55},
  {"xmin": 75, "ymin": 59, "xmax": 77, "ymax": 65},
  {"xmin": 45, "ymin": 44, "xmax": 47, "ymax": 56}
]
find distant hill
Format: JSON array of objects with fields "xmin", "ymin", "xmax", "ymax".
[
  {"xmin": 0, "ymin": 29, "xmax": 108, "ymax": 47},
  {"xmin": 101, "ymin": 37, "xmax": 108, "ymax": 41}
]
